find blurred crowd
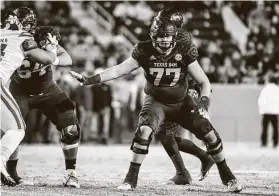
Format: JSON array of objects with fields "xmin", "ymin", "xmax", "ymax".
[{"xmin": 1, "ymin": 1, "xmax": 279, "ymax": 144}]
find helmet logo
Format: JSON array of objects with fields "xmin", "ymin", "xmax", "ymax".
[
  {"xmin": 175, "ymin": 54, "xmax": 182, "ymax": 61},
  {"xmin": 150, "ymin": 55, "xmax": 156, "ymax": 60}
]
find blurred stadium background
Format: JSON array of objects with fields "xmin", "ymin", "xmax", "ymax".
[
  {"xmin": 2, "ymin": 0, "xmax": 279, "ymax": 144},
  {"xmin": 1, "ymin": 1, "xmax": 279, "ymax": 195}
]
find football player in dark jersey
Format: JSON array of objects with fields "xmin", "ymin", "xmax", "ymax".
[
  {"xmin": 70, "ymin": 17, "xmax": 242, "ymax": 192},
  {"xmin": 8, "ymin": 26, "xmax": 80, "ymax": 188},
  {"xmin": 155, "ymin": 9, "xmax": 214, "ymax": 185}
]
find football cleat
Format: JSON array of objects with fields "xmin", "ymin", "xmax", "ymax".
[
  {"xmin": 8, "ymin": 170, "xmax": 34, "ymax": 185},
  {"xmin": 1, "ymin": 161, "xmax": 16, "ymax": 186},
  {"xmin": 117, "ymin": 182, "xmax": 134, "ymax": 190},
  {"xmin": 117, "ymin": 171, "xmax": 138, "ymax": 190},
  {"xmin": 169, "ymin": 169, "xmax": 192, "ymax": 185},
  {"xmin": 9, "ymin": 173, "xmax": 23, "ymax": 185},
  {"xmin": 227, "ymin": 179, "xmax": 242, "ymax": 193},
  {"xmin": 63, "ymin": 169, "xmax": 80, "ymax": 188},
  {"xmin": 198, "ymin": 155, "xmax": 215, "ymax": 181}
]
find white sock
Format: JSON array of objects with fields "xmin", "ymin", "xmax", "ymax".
[
  {"xmin": 9, "ymin": 146, "xmax": 20, "ymax": 161},
  {"xmin": 131, "ymin": 152, "xmax": 146, "ymax": 164},
  {"xmin": 1, "ymin": 129, "xmax": 24, "ymax": 162}
]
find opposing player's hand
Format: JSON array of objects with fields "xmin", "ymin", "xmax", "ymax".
[
  {"xmin": 191, "ymin": 96, "xmax": 210, "ymax": 120},
  {"xmin": 191, "ymin": 107, "xmax": 210, "ymax": 120},
  {"xmin": 45, "ymin": 33, "xmax": 58, "ymax": 55},
  {"xmin": 6, "ymin": 15, "xmax": 19, "ymax": 25},
  {"xmin": 69, "ymin": 71, "xmax": 86, "ymax": 85},
  {"xmin": 46, "ymin": 33, "xmax": 58, "ymax": 46}
]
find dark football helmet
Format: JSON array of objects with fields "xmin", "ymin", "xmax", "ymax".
[
  {"xmin": 150, "ymin": 17, "xmax": 178, "ymax": 54},
  {"xmin": 34, "ymin": 26, "xmax": 61, "ymax": 49},
  {"xmin": 7, "ymin": 7, "xmax": 37, "ymax": 34},
  {"xmin": 156, "ymin": 9, "xmax": 183, "ymax": 28}
]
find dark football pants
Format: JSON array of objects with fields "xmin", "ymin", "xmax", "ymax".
[
  {"xmin": 261, "ymin": 114, "xmax": 278, "ymax": 146},
  {"xmin": 9, "ymin": 80, "xmax": 77, "ymax": 130},
  {"xmin": 138, "ymin": 94, "xmax": 213, "ymax": 139},
  {"xmin": 157, "ymin": 88, "xmax": 200, "ymax": 136}
]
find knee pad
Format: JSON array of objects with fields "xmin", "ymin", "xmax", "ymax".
[
  {"xmin": 60, "ymin": 124, "xmax": 81, "ymax": 145},
  {"xmin": 203, "ymin": 130, "xmax": 223, "ymax": 156},
  {"xmin": 130, "ymin": 126, "xmax": 154, "ymax": 154}
]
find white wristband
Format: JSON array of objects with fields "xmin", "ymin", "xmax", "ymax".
[{"xmin": 52, "ymin": 57, "xmax": 60, "ymax": 66}]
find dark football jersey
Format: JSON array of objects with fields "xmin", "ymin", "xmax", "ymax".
[
  {"xmin": 132, "ymin": 31, "xmax": 198, "ymax": 103},
  {"xmin": 12, "ymin": 59, "xmax": 53, "ymax": 95}
]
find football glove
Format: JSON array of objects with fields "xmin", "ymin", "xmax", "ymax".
[
  {"xmin": 6, "ymin": 14, "xmax": 20, "ymax": 25},
  {"xmin": 69, "ymin": 71, "xmax": 86, "ymax": 85},
  {"xmin": 198, "ymin": 96, "xmax": 210, "ymax": 111},
  {"xmin": 191, "ymin": 96, "xmax": 210, "ymax": 120}
]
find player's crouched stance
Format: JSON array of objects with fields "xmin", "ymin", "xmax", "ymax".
[
  {"xmin": 70, "ymin": 18, "xmax": 242, "ymax": 193},
  {"xmin": 157, "ymin": 77, "xmax": 214, "ymax": 185},
  {"xmin": 8, "ymin": 26, "xmax": 80, "ymax": 188}
]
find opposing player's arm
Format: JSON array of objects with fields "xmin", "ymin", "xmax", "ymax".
[
  {"xmin": 70, "ymin": 57, "xmax": 140, "ymax": 85},
  {"xmin": 22, "ymin": 39, "xmax": 57, "ymax": 65},
  {"xmin": 54, "ymin": 45, "xmax": 72, "ymax": 66},
  {"xmin": 188, "ymin": 60, "xmax": 211, "ymax": 98},
  {"xmin": 188, "ymin": 60, "xmax": 211, "ymax": 111},
  {"xmin": 184, "ymin": 42, "xmax": 211, "ymax": 98}
]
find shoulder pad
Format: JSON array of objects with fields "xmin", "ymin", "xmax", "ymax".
[
  {"xmin": 22, "ymin": 39, "xmax": 38, "ymax": 51},
  {"xmin": 19, "ymin": 32, "xmax": 33, "ymax": 38},
  {"xmin": 187, "ymin": 44, "xmax": 198, "ymax": 60},
  {"xmin": 134, "ymin": 41, "xmax": 146, "ymax": 51},
  {"xmin": 177, "ymin": 30, "xmax": 192, "ymax": 44}
]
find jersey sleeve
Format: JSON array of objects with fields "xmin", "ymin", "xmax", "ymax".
[
  {"xmin": 177, "ymin": 30, "xmax": 192, "ymax": 47},
  {"xmin": 186, "ymin": 43, "xmax": 199, "ymax": 65},
  {"xmin": 178, "ymin": 31, "xmax": 199, "ymax": 65},
  {"xmin": 131, "ymin": 42, "xmax": 143, "ymax": 62}
]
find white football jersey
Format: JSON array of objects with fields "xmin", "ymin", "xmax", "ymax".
[{"xmin": 0, "ymin": 29, "xmax": 33, "ymax": 85}]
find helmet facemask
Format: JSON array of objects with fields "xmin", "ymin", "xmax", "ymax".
[
  {"xmin": 150, "ymin": 18, "xmax": 177, "ymax": 55},
  {"xmin": 150, "ymin": 33, "xmax": 177, "ymax": 54},
  {"xmin": 4, "ymin": 11, "xmax": 21, "ymax": 30}
]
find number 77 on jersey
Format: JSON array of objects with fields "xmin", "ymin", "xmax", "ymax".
[{"xmin": 149, "ymin": 67, "xmax": 181, "ymax": 87}]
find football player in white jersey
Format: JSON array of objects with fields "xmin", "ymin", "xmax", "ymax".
[{"xmin": 0, "ymin": 7, "xmax": 59, "ymax": 186}]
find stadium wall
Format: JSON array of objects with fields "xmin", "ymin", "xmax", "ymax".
[{"xmin": 209, "ymin": 84, "xmax": 263, "ymax": 142}]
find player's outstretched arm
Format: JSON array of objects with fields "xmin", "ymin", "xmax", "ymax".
[
  {"xmin": 188, "ymin": 60, "xmax": 211, "ymax": 110},
  {"xmin": 54, "ymin": 45, "xmax": 72, "ymax": 66},
  {"xmin": 70, "ymin": 57, "xmax": 140, "ymax": 85}
]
